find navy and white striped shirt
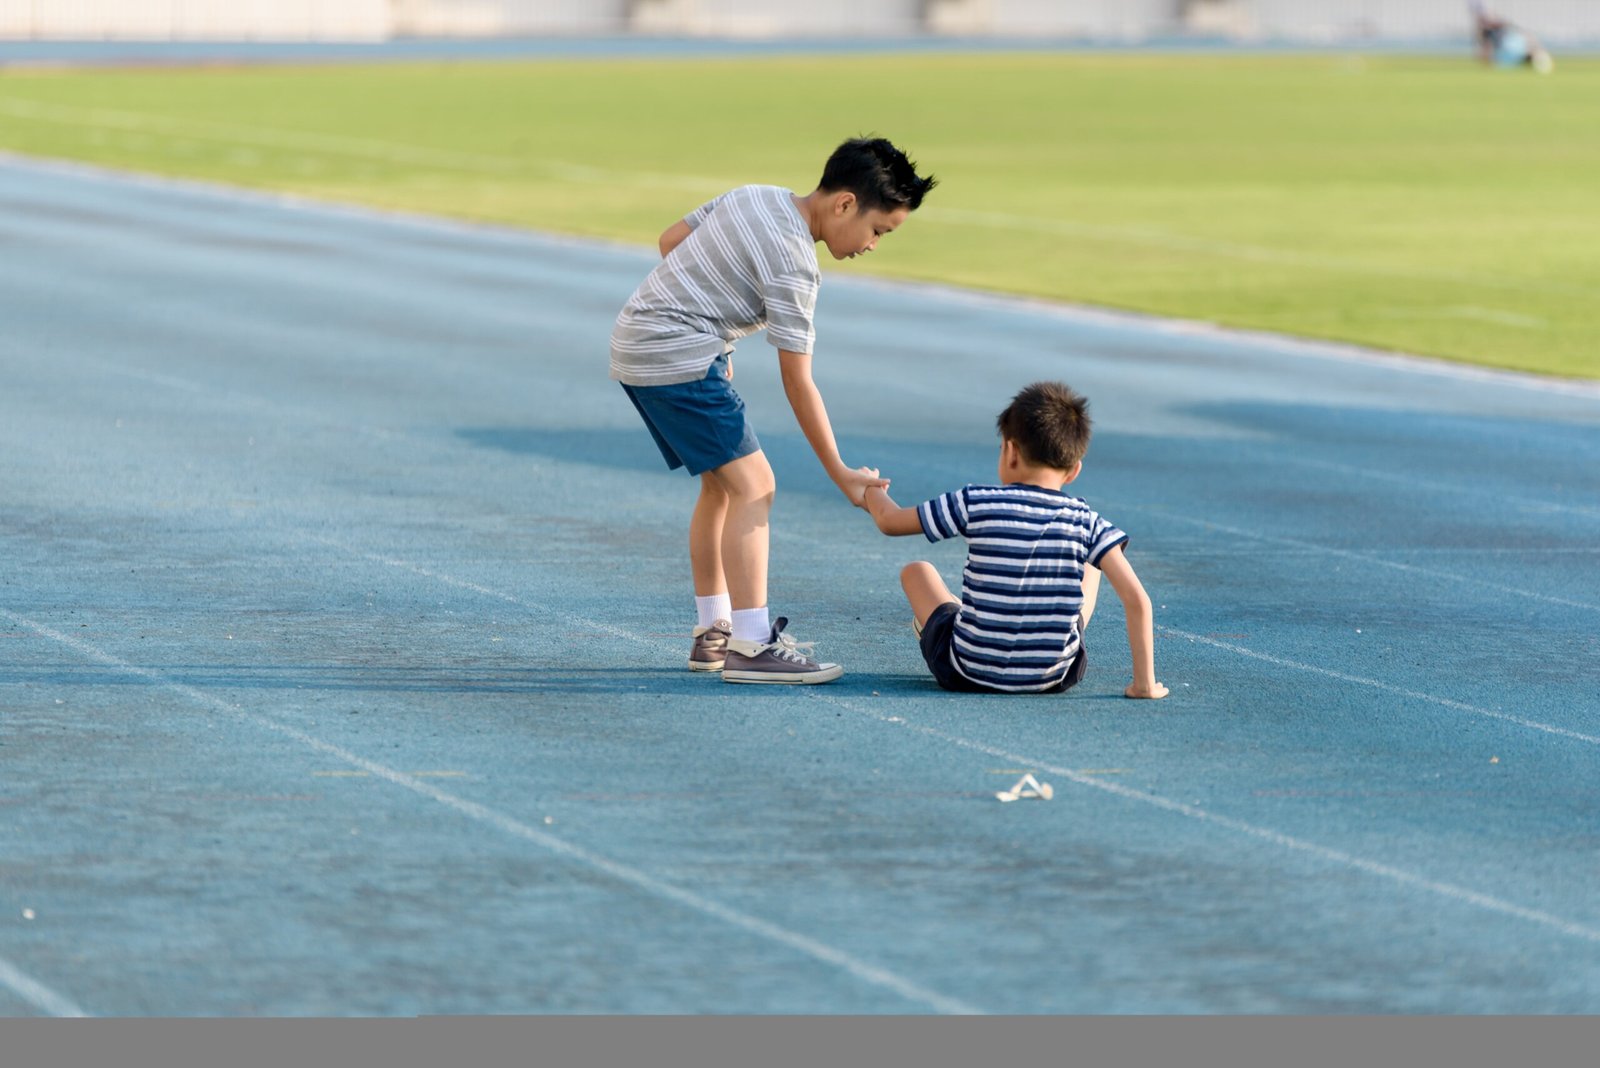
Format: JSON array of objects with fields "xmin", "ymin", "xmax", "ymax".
[{"xmin": 918, "ymin": 484, "xmax": 1128, "ymax": 692}]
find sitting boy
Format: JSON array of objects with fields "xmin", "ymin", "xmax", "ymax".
[{"xmin": 862, "ymin": 382, "xmax": 1167, "ymax": 698}]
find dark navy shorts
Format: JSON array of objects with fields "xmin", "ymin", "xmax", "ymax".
[
  {"xmin": 620, "ymin": 354, "xmax": 761, "ymax": 476},
  {"xmin": 918, "ymin": 602, "xmax": 1088, "ymax": 695}
]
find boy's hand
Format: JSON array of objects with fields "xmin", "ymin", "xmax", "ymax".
[
  {"xmin": 1125, "ymin": 681, "xmax": 1170, "ymax": 700},
  {"xmin": 835, "ymin": 466, "xmax": 888, "ymax": 509}
]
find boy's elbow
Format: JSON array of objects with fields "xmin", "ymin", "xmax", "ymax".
[
  {"xmin": 1114, "ymin": 578, "xmax": 1152, "ymax": 616},
  {"xmin": 658, "ymin": 221, "xmax": 690, "ymax": 257}
]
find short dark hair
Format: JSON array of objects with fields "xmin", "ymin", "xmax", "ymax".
[
  {"xmin": 818, "ymin": 137, "xmax": 937, "ymax": 213},
  {"xmin": 996, "ymin": 382, "xmax": 1092, "ymax": 471}
]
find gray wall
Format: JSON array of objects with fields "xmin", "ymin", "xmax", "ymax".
[
  {"xmin": 1248, "ymin": 1, "xmax": 1595, "ymax": 42},
  {"xmin": 4, "ymin": 0, "xmax": 1597, "ymax": 43},
  {"xmin": 397, "ymin": 0, "xmax": 1598, "ymax": 43},
  {"xmin": 0, "ymin": 1, "xmax": 393, "ymax": 39}
]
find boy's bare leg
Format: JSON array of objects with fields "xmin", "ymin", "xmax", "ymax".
[
  {"xmin": 1078, "ymin": 564, "xmax": 1102, "ymax": 631},
  {"xmin": 689, "ymin": 471, "xmax": 730, "ymax": 598},
  {"xmin": 900, "ymin": 562, "xmax": 958, "ymax": 630},
  {"xmin": 709, "ymin": 450, "xmax": 775, "ymax": 611},
  {"xmin": 713, "ymin": 449, "xmax": 841, "ymax": 684}
]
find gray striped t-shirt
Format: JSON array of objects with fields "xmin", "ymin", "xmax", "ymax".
[{"xmin": 609, "ymin": 185, "xmax": 820, "ymax": 387}]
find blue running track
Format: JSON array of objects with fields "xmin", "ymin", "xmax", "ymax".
[{"xmin": 2, "ymin": 155, "xmax": 1598, "ymax": 1015}]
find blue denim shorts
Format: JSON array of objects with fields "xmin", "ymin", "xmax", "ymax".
[
  {"xmin": 620, "ymin": 354, "xmax": 761, "ymax": 476},
  {"xmin": 918, "ymin": 602, "xmax": 1088, "ymax": 694}
]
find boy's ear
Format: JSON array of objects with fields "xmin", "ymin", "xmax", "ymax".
[
  {"xmin": 1061, "ymin": 460, "xmax": 1084, "ymax": 484},
  {"xmin": 832, "ymin": 190, "xmax": 857, "ymax": 215}
]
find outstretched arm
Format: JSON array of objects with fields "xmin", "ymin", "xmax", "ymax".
[
  {"xmin": 1097, "ymin": 544, "xmax": 1168, "ymax": 699},
  {"xmin": 779, "ymin": 350, "xmax": 888, "ymax": 508},
  {"xmin": 864, "ymin": 486, "xmax": 923, "ymax": 536}
]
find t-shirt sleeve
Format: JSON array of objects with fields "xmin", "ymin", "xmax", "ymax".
[
  {"xmin": 917, "ymin": 488, "xmax": 970, "ymax": 544},
  {"xmin": 683, "ymin": 193, "xmax": 726, "ymax": 231},
  {"xmin": 1086, "ymin": 510, "xmax": 1130, "ymax": 566},
  {"xmin": 763, "ymin": 264, "xmax": 819, "ymax": 354}
]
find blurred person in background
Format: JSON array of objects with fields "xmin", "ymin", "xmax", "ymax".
[{"xmin": 1471, "ymin": 3, "xmax": 1554, "ymax": 72}]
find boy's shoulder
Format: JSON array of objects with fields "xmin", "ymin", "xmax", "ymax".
[
  {"xmin": 709, "ymin": 184, "xmax": 796, "ymax": 212},
  {"xmin": 709, "ymin": 186, "xmax": 808, "ymax": 229},
  {"xmin": 703, "ymin": 185, "xmax": 816, "ymax": 269},
  {"xmin": 728, "ymin": 182, "xmax": 791, "ymax": 197},
  {"xmin": 969, "ymin": 484, "xmax": 1108, "ymax": 528},
  {"xmin": 976, "ymin": 482, "xmax": 1093, "ymax": 507}
]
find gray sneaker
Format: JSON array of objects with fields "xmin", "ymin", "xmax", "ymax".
[
  {"xmin": 689, "ymin": 619, "xmax": 732, "ymax": 672},
  {"xmin": 721, "ymin": 617, "xmax": 843, "ymax": 685}
]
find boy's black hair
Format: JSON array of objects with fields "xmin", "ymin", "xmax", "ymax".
[
  {"xmin": 818, "ymin": 137, "xmax": 937, "ymax": 213},
  {"xmin": 996, "ymin": 382, "xmax": 1092, "ymax": 471}
]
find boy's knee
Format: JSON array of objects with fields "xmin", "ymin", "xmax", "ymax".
[
  {"xmin": 699, "ymin": 474, "xmax": 730, "ymax": 503},
  {"xmin": 713, "ymin": 454, "xmax": 776, "ymax": 504},
  {"xmin": 727, "ymin": 481, "xmax": 774, "ymax": 508},
  {"xmin": 737, "ymin": 473, "xmax": 776, "ymax": 506},
  {"xmin": 900, "ymin": 561, "xmax": 935, "ymax": 586}
]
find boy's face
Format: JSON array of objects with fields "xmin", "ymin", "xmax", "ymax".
[{"xmin": 821, "ymin": 193, "xmax": 910, "ymax": 261}]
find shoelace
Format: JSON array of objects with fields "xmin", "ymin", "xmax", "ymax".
[{"xmin": 770, "ymin": 630, "xmax": 816, "ymax": 664}]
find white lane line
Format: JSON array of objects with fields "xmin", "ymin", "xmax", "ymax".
[
  {"xmin": 1257, "ymin": 454, "xmax": 1600, "ymax": 522},
  {"xmin": 0, "ymin": 956, "xmax": 90, "ymax": 1018},
  {"xmin": 307, "ymin": 540, "xmax": 1600, "ymax": 946},
  {"xmin": 1158, "ymin": 626, "xmax": 1600, "ymax": 746},
  {"xmin": 801, "ymin": 690, "xmax": 1600, "ymax": 946},
  {"xmin": 0, "ymin": 605, "xmax": 978, "ymax": 1016},
  {"xmin": 1148, "ymin": 546, "xmax": 1600, "ymax": 558},
  {"xmin": 1129, "ymin": 507, "xmax": 1600, "ymax": 614},
  {"xmin": 1390, "ymin": 547, "xmax": 1600, "ymax": 556}
]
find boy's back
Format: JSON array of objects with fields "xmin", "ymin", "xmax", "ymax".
[
  {"xmin": 864, "ymin": 380, "xmax": 1166, "ymax": 699},
  {"xmin": 919, "ymin": 482, "xmax": 1126, "ymax": 692},
  {"xmin": 610, "ymin": 184, "xmax": 820, "ymax": 388}
]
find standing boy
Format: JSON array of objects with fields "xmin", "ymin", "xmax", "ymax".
[
  {"xmin": 611, "ymin": 138, "xmax": 936, "ymax": 684},
  {"xmin": 862, "ymin": 382, "xmax": 1167, "ymax": 698}
]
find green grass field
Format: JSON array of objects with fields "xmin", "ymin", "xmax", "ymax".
[{"xmin": 3, "ymin": 52, "xmax": 1597, "ymax": 377}]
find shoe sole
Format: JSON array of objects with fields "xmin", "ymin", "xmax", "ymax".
[
  {"xmin": 688, "ymin": 659, "xmax": 725, "ymax": 672},
  {"xmin": 722, "ymin": 665, "xmax": 844, "ymax": 685}
]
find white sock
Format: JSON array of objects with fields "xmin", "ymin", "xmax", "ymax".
[
  {"xmin": 731, "ymin": 607, "xmax": 771, "ymax": 643},
  {"xmin": 696, "ymin": 593, "xmax": 733, "ymax": 630}
]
